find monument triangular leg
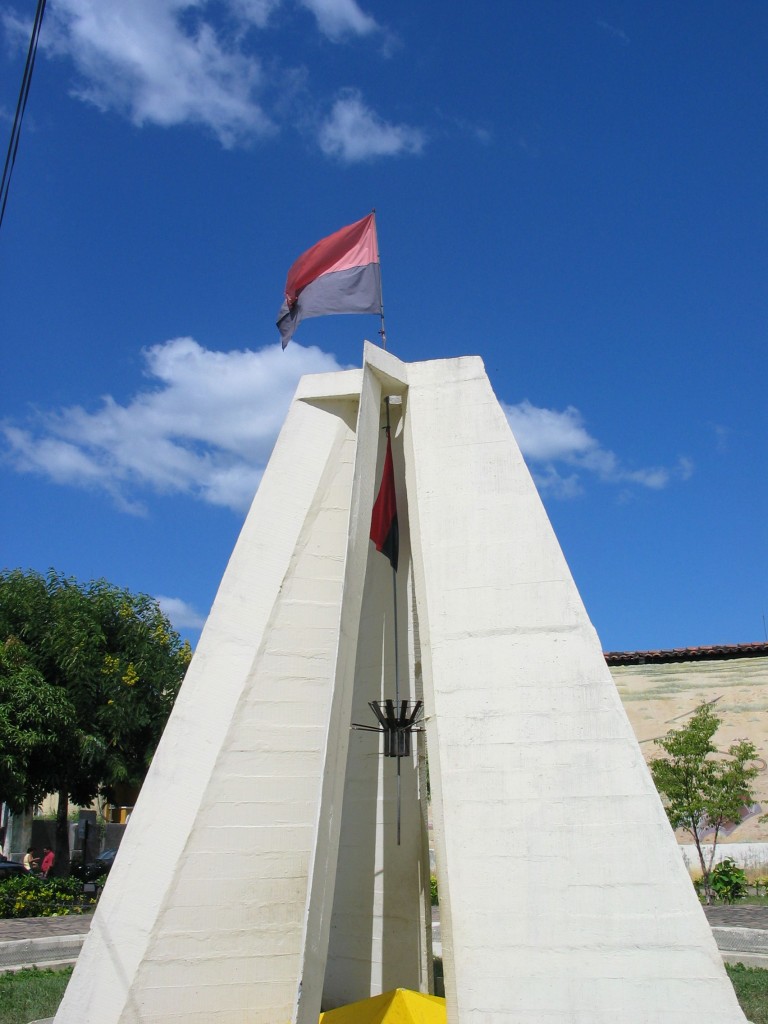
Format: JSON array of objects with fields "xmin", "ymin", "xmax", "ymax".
[{"xmin": 55, "ymin": 344, "xmax": 746, "ymax": 1023}]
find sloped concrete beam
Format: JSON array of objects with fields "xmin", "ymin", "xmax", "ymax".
[{"xmin": 403, "ymin": 355, "xmax": 746, "ymax": 1022}]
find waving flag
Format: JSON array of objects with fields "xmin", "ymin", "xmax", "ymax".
[
  {"xmin": 277, "ymin": 213, "xmax": 382, "ymax": 348},
  {"xmin": 370, "ymin": 429, "xmax": 399, "ymax": 571}
]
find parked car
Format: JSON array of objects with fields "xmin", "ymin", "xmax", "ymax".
[
  {"xmin": 82, "ymin": 848, "xmax": 118, "ymax": 881},
  {"xmin": 0, "ymin": 858, "xmax": 27, "ymax": 879}
]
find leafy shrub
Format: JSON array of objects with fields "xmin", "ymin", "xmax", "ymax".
[
  {"xmin": 430, "ymin": 874, "xmax": 439, "ymax": 906},
  {"xmin": 710, "ymin": 859, "xmax": 748, "ymax": 904},
  {"xmin": 0, "ymin": 875, "xmax": 95, "ymax": 918}
]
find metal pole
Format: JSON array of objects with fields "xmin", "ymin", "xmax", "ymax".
[
  {"xmin": 372, "ymin": 208, "xmax": 387, "ymax": 349},
  {"xmin": 385, "ymin": 397, "xmax": 402, "ymax": 844},
  {"xmin": 393, "ymin": 560, "xmax": 401, "ymax": 845}
]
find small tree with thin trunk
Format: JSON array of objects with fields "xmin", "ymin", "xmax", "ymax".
[{"xmin": 650, "ymin": 702, "xmax": 760, "ymax": 903}]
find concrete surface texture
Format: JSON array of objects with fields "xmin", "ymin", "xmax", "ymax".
[
  {"xmin": 52, "ymin": 345, "xmax": 747, "ymax": 1022},
  {"xmin": 401, "ymin": 354, "xmax": 746, "ymax": 1022},
  {"xmin": 4, "ymin": 905, "xmax": 768, "ymax": 974},
  {"xmin": 323, "ymin": 363, "xmax": 430, "ymax": 1008},
  {"xmin": 54, "ymin": 346, "xmax": 426, "ymax": 1024}
]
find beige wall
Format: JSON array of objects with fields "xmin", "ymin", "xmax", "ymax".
[{"xmin": 611, "ymin": 655, "xmax": 768, "ymax": 844}]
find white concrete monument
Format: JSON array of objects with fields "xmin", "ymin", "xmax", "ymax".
[{"xmin": 54, "ymin": 344, "xmax": 747, "ymax": 1023}]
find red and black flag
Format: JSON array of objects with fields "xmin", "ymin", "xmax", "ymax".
[
  {"xmin": 370, "ymin": 429, "xmax": 398, "ymax": 571},
  {"xmin": 277, "ymin": 213, "xmax": 382, "ymax": 348}
]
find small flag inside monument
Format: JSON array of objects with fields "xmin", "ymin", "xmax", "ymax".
[
  {"xmin": 370, "ymin": 429, "xmax": 398, "ymax": 571},
  {"xmin": 277, "ymin": 212, "xmax": 382, "ymax": 348}
]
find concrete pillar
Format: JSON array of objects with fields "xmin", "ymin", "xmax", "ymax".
[
  {"xmin": 4, "ymin": 806, "xmax": 33, "ymax": 863},
  {"xmin": 403, "ymin": 354, "xmax": 745, "ymax": 1022}
]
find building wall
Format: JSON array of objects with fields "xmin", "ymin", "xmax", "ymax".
[{"xmin": 611, "ymin": 654, "xmax": 768, "ymax": 845}]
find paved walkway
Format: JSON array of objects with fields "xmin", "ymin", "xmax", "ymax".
[
  {"xmin": 0, "ymin": 914, "xmax": 94, "ymax": 942},
  {"xmin": 0, "ymin": 914, "xmax": 92, "ymax": 972},
  {"xmin": 704, "ymin": 905, "xmax": 768, "ymax": 929}
]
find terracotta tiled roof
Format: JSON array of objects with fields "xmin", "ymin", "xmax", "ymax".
[{"xmin": 604, "ymin": 642, "xmax": 768, "ymax": 666}]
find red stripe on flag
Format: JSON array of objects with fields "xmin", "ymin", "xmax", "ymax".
[
  {"xmin": 285, "ymin": 213, "xmax": 378, "ymax": 308},
  {"xmin": 370, "ymin": 430, "xmax": 399, "ymax": 571}
]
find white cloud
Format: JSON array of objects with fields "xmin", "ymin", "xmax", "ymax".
[
  {"xmin": 318, "ymin": 90, "xmax": 424, "ymax": 162},
  {"xmin": 502, "ymin": 399, "xmax": 689, "ymax": 497},
  {"xmin": 3, "ymin": 337, "xmax": 344, "ymax": 513},
  {"xmin": 596, "ymin": 19, "xmax": 630, "ymax": 45},
  {"xmin": 2, "ymin": 1, "xmax": 405, "ymax": 154},
  {"xmin": 155, "ymin": 594, "xmax": 206, "ymax": 630},
  {"xmin": 229, "ymin": 0, "xmax": 283, "ymax": 29},
  {"xmin": 503, "ymin": 401, "xmax": 594, "ymax": 463},
  {"xmin": 3, "ymin": 344, "xmax": 686, "ymax": 513},
  {"xmin": 709, "ymin": 423, "xmax": 731, "ymax": 454},
  {"xmin": 35, "ymin": 0, "xmax": 272, "ymax": 147},
  {"xmin": 299, "ymin": 0, "xmax": 378, "ymax": 40}
]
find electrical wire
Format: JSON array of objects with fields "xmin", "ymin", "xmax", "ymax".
[{"xmin": 0, "ymin": 0, "xmax": 48, "ymax": 234}]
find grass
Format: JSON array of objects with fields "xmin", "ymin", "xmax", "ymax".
[
  {"xmin": 727, "ymin": 963, "xmax": 768, "ymax": 1023},
  {"xmin": 0, "ymin": 963, "xmax": 765, "ymax": 1023},
  {"xmin": 0, "ymin": 967, "xmax": 72, "ymax": 1024}
]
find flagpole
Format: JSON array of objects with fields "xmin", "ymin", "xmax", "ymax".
[
  {"xmin": 384, "ymin": 397, "xmax": 402, "ymax": 844},
  {"xmin": 372, "ymin": 208, "xmax": 387, "ymax": 349},
  {"xmin": 364, "ymin": 395, "xmax": 422, "ymax": 849}
]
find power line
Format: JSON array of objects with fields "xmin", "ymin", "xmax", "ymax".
[{"xmin": 0, "ymin": 0, "xmax": 48, "ymax": 234}]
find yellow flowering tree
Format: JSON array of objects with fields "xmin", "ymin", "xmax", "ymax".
[{"xmin": 0, "ymin": 569, "xmax": 191, "ymax": 873}]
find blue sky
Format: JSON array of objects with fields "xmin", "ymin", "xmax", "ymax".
[{"xmin": 1, "ymin": 0, "xmax": 766, "ymax": 653}]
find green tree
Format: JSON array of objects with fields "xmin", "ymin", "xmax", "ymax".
[
  {"xmin": 0, "ymin": 569, "xmax": 191, "ymax": 874},
  {"xmin": 650, "ymin": 703, "xmax": 760, "ymax": 903},
  {"xmin": 0, "ymin": 638, "xmax": 76, "ymax": 811}
]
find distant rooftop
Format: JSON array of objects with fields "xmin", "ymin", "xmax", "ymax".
[{"xmin": 604, "ymin": 642, "xmax": 768, "ymax": 666}]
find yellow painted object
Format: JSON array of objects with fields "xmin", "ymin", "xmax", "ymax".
[{"xmin": 319, "ymin": 989, "xmax": 446, "ymax": 1024}]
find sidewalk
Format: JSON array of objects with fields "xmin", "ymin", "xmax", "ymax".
[
  {"xmin": 704, "ymin": 905, "xmax": 768, "ymax": 968},
  {"xmin": 0, "ymin": 913, "xmax": 92, "ymax": 972},
  {"xmin": 704, "ymin": 905, "xmax": 768, "ymax": 929},
  {"xmin": 0, "ymin": 914, "xmax": 94, "ymax": 943}
]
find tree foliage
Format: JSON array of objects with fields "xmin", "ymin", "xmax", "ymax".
[
  {"xmin": 650, "ymin": 702, "xmax": 759, "ymax": 902},
  {"xmin": 0, "ymin": 569, "xmax": 191, "ymax": 869},
  {"xmin": 0, "ymin": 637, "xmax": 77, "ymax": 811}
]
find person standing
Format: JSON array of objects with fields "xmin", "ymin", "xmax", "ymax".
[
  {"xmin": 40, "ymin": 847, "xmax": 55, "ymax": 877},
  {"xmin": 23, "ymin": 847, "xmax": 38, "ymax": 872}
]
